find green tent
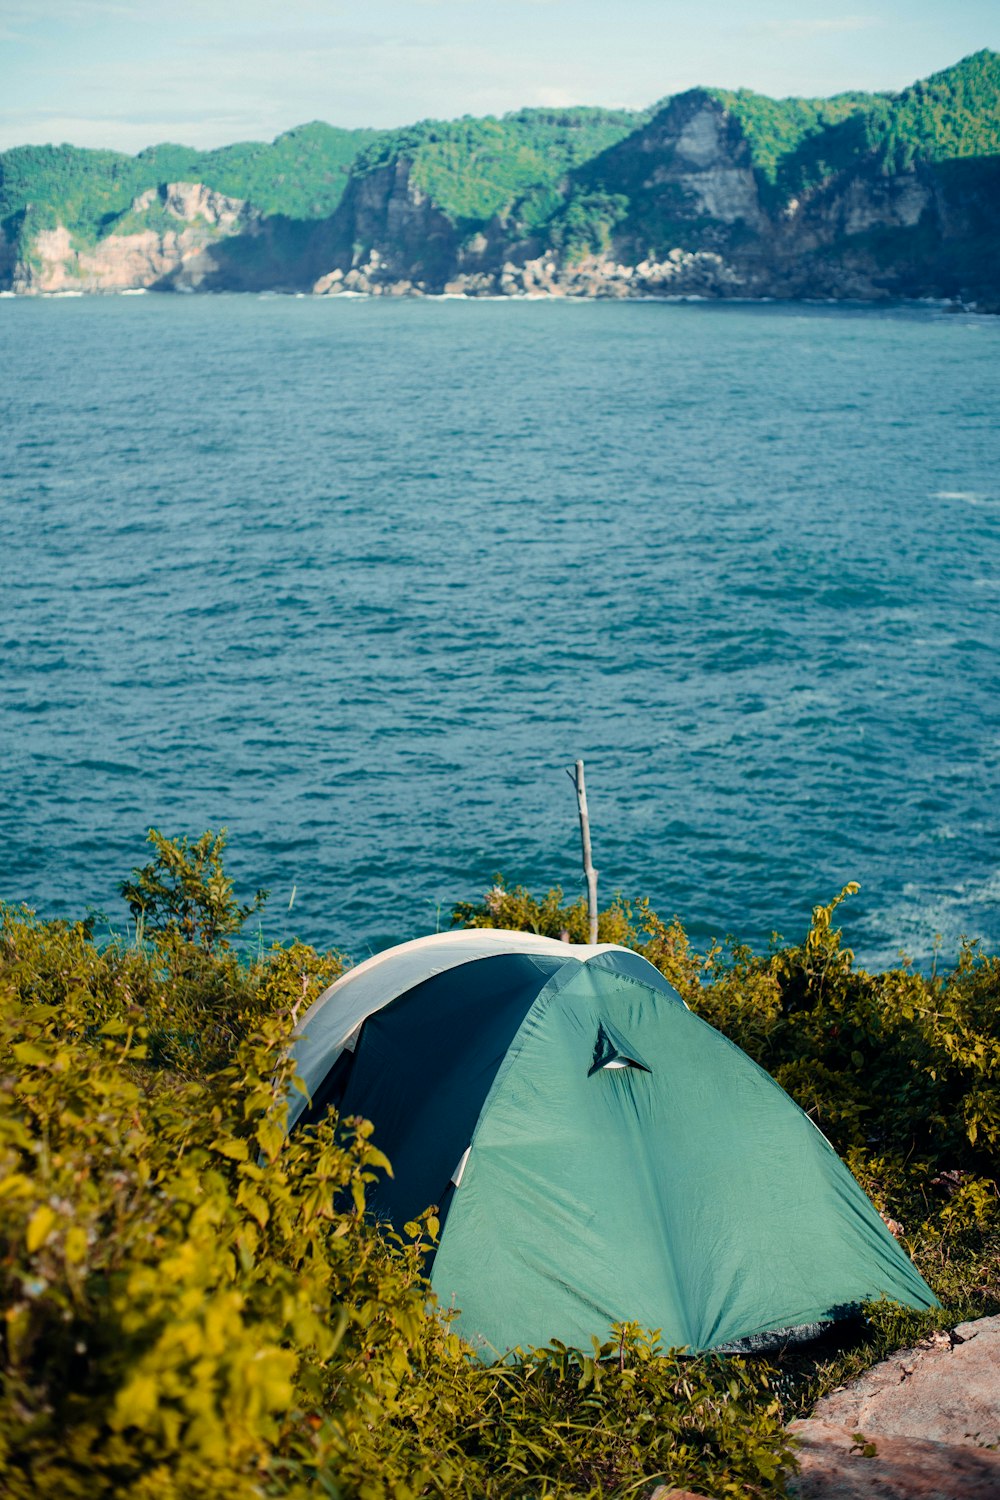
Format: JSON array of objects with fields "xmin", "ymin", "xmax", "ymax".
[{"xmin": 290, "ymin": 930, "xmax": 935, "ymax": 1359}]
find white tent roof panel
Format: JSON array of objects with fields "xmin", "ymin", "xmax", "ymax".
[{"xmin": 289, "ymin": 929, "xmax": 629, "ymax": 1126}]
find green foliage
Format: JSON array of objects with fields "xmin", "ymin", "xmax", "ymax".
[
  {"xmin": 453, "ymin": 878, "xmax": 637, "ymax": 947},
  {"xmin": 0, "ymin": 123, "xmax": 378, "ymax": 245},
  {"xmin": 351, "ymin": 108, "xmax": 648, "ymax": 229},
  {"xmin": 545, "ymin": 190, "xmax": 630, "ymax": 260},
  {"xmin": 882, "ymin": 50, "xmax": 1000, "ymax": 166},
  {"xmin": 2, "ymin": 829, "xmax": 997, "ymax": 1497},
  {"xmin": 0, "ymin": 904, "xmax": 453, "ymax": 1498},
  {"xmin": 120, "ymin": 828, "xmax": 268, "ymax": 951},
  {"xmin": 715, "ymin": 50, "xmax": 1000, "ymax": 203},
  {"xmin": 449, "ymin": 1327, "xmax": 793, "ymax": 1498}
]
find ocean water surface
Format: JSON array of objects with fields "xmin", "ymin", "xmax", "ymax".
[{"xmin": 1, "ymin": 294, "xmax": 998, "ymax": 967}]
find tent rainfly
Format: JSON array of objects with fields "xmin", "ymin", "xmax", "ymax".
[{"xmin": 289, "ymin": 929, "xmax": 936, "ymax": 1359}]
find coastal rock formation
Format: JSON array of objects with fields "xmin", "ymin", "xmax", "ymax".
[
  {"xmin": 332, "ymin": 159, "xmax": 457, "ymax": 283},
  {"xmin": 305, "ymin": 81, "xmax": 998, "ymax": 307},
  {"xmin": 4, "ymin": 52, "xmax": 998, "ymax": 305},
  {"xmin": 583, "ymin": 89, "xmax": 768, "ymax": 236},
  {"xmin": 10, "ymin": 183, "xmax": 259, "ymax": 294}
]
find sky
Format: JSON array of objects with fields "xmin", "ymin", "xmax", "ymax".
[{"xmin": 1, "ymin": 0, "xmax": 997, "ymax": 155}]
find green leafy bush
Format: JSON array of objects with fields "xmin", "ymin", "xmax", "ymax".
[
  {"xmin": 0, "ymin": 836, "xmax": 797, "ymax": 1498},
  {"xmin": 120, "ymin": 827, "xmax": 268, "ymax": 951},
  {"xmin": 1, "ymin": 833, "xmax": 996, "ymax": 1497}
]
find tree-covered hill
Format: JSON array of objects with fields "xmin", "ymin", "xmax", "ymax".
[
  {"xmin": 0, "ymin": 122, "xmax": 380, "ymax": 243},
  {"xmin": 879, "ymin": 48, "xmax": 1000, "ymax": 164},
  {"xmin": 347, "ymin": 107, "xmax": 651, "ymax": 228},
  {"xmin": 2, "ymin": 51, "xmax": 997, "ymax": 305},
  {"xmin": 706, "ymin": 49, "xmax": 1000, "ymax": 197}
]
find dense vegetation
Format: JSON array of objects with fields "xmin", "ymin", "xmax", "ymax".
[
  {"xmin": 709, "ymin": 50, "xmax": 1000, "ymax": 200},
  {"xmin": 1, "ymin": 831, "xmax": 996, "ymax": 1496},
  {"xmin": 0, "ymin": 122, "xmax": 379, "ymax": 245},
  {"xmin": 348, "ymin": 108, "xmax": 648, "ymax": 230},
  {"xmin": 3, "ymin": 51, "xmax": 997, "ymax": 262}
]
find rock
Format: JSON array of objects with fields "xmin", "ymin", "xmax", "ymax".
[
  {"xmin": 11, "ymin": 182, "xmax": 260, "ymax": 294},
  {"xmin": 641, "ymin": 93, "xmax": 767, "ymax": 230},
  {"xmin": 810, "ymin": 1316, "xmax": 1000, "ymax": 1449},
  {"xmin": 788, "ymin": 1317, "xmax": 1000, "ymax": 1498},
  {"xmin": 788, "ymin": 1419, "xmax": 1000, "ymax": 1498}
]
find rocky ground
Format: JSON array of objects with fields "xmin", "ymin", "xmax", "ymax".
[{"xmin": 653, "ymin": 1316, "xmax": 1000, "ymax": 1500}]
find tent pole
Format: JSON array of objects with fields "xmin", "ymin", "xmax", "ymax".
[{"xmin": 572, "ymin": 759, "xmax": 599, "ymax": 944}]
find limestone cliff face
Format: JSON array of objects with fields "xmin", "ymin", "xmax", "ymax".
[
  {"xmin": 5, "ymin": 107, "xmax": 996, "ymax": 306},
  {"xmin": 309, "ymin": 158, "xmax": 461, "ymax": 294},
  {"xmin": 597, "ymin": 91, "xmax": 768, "ymax": 236},
  {"xmin": 311, "ymin": 92, "xmax": 961, "ymax": 302},
  {"xmin": 10, "ymin": 183, "xmax": 260, "ymax": 294}
]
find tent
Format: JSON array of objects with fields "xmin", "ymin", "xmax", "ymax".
[{"xmin": 289, "ymin": 929, "xmax": 935, "ymax": 1359}]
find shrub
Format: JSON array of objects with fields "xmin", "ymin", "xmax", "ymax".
[
  {"xmin": 0, "ymin": 865, "xmax": 795, "ymax": 1498},
  {"xmin": 120, "ymin": 827, "xmax": 268, "ymax": 951},
  {"xmin": 1, "ymin": 838, "xmax": 996, "ymax": 1497}
]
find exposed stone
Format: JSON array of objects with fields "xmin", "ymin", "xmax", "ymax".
[
  {"xmin": 788, "ymin": 1419, "xmax": 1000, "ymax": 1498},
  {"xmin": 312, "ymin": 268, "xmax": 343, "ymax": 294},
  {"xmin": 810, "ymin": 1317, "xmax": 1000, "ymax": 1450},
  {"xmin": 10, "ymin": 183, "xmax": 260, "ymax": 294},
  {"xmin": 788, "ymin": 1317, "xmax": 1000, "ymax": 1499}
]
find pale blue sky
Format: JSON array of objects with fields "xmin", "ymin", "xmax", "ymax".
[{"xmin": 2, "ymin": 0, "xmax": 996, "ymax": 154}]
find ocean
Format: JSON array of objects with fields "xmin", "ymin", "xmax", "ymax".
[{"xmin": 2, "ymin": 293, "xmax": 998, "ymax": 968}]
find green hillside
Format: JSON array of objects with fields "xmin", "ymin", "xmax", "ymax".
[
  {"xmin": 718, "ymin": 49, "xmax": 1000, "ymax": 198},
  {"xmin": 1, "ymin": 50, "xmax": 997, "ymax": 299},
  {"xmin": 348, "ymin": 107, "xmax": 650, "ymax": 227},
  {"xmin": 875, "ymin": 48, "xmax": 1000, "ymax": 168},
  {"xmin": 0, "ymin": 122, "xmax": 379, "ymax": 244}
]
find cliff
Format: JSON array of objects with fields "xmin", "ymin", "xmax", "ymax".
[
  {"xmin": 10, "ymin": 183, "xmax": 260, "ymax": 293},
  {"xmin": 2, "ymin": 51, "xmax": 997, "ymax": 307}
]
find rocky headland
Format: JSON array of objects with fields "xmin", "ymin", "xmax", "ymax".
[{"xmin": 2, "ymin": 51, "xmax": 998, "ymax": 308}]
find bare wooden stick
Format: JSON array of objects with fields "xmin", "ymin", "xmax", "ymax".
[{"xmin": 569, "ymin": 759, "xmax": 599, "ymax": 944}]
